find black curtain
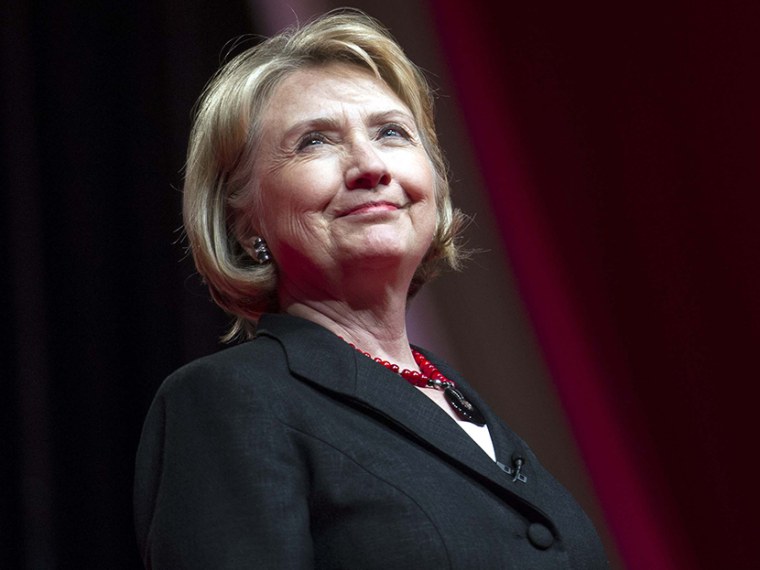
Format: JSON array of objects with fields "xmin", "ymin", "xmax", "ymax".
[{"xmin": 2, "ymin": 2, "xmax": 259, "ymax": 567}]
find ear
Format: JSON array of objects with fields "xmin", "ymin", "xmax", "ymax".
[
  {"xmin": 229, "ymin": 199, "xmax": 263, "ymax": 261},
  {"xmin": 230, "ymin": 181, "xmax": 265, "ymax": 255}
]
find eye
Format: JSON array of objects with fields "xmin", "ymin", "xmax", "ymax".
[
  {"xmin": 297, "ymin": 132, "xmax": 328, "ymax": 151},
  {"xmin": 378, "ymin": 123, "xmax": 411, "ymax": 140}
]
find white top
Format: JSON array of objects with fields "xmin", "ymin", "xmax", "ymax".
[
  {"xmin": 414, "ymin": 386, "xmax": 497, "ymax": 461},
  {"xmin": 456, "ymin": 421, "xmax": 496, "ymax": 461}
]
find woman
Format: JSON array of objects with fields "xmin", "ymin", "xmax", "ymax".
[{"xmin": 134, "ymin": 10, "xmax": 609, "ymax": 569}]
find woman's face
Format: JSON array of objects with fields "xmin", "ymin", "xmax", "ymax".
[{"xmin": 249, "ymin": 63, "xmax": 437, "ymax": 296}]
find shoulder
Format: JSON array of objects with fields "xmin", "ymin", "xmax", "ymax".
[
  {"xmin": 158, "ymin": 312, "xmax": 336, "ymax": 397},
  {"xmin": 155, "ymin": 335, "xmax": 290, "ymax": 410},
  {"xmin": 170, "ymin": 335, "xmax": 282, "ymax": 379}
]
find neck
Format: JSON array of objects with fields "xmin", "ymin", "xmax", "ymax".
[{"xmin": 278, "ymin": 263, "xmax": 419, "ymax": 370}]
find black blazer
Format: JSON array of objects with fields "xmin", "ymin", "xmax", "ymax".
[{"xmin": 134, "ymin": 314, "xmax": 609, "ymax": 569}]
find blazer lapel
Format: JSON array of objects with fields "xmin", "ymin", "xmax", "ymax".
[
  {"xmin": 432, "ymin": 353, "xmax": 568, "ymax": 524},
  {"xmin": 257, "ymin": 314, "xmax": 558, "ymax": 527}
]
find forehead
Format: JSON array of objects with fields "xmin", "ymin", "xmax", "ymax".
[{"xmin": 260, "ymin": 63, "xmax": 412, "ymax": 130}]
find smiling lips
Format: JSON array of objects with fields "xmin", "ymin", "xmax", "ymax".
[{"xmin": 336, "ymin": 201, "xmax": 403, "ymax": 218}]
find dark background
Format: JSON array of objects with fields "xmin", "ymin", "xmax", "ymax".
[
  {"xmin": 4, "ymin": 1, "xmax": 760, "ymax": 568},
  {"xmin": 434, "ymin": 0, "xmax": 760, "ymax": 568},
  {"xmin": 2, "ymin": 2, "xmax": 255, "ymax": 567}
]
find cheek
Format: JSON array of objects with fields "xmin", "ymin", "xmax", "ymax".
[
  {"xmin": 397, "ymin": 151, "xmax": 436, "ymax": 202},
  {"xmin": 417, "ymin": 155, "xmax": 437, "ymax": 202},
  {"xmin": 257, "ymin": 174, "xmax": 332, "ymax": 247},
  {"xmin": 416, "ymin": 160, "xmax": 438, "ymax": 223},
  {"xmin": 420, "ymin": 169, "xmax": 441, "ymax": 241}
]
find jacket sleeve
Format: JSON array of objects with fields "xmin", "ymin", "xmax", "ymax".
[{"xmin": 133, "ymin": 361, "xmax": 313, "ymax": 569}]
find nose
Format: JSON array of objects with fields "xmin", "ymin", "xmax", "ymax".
[{"xmin": 344, "ymin": 140, "xmax": 391, "ymax": 190}]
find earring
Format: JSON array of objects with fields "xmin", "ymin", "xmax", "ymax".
[{"xmin": 251, "ymin": 237, "xmax": 272, "ymax": 264}]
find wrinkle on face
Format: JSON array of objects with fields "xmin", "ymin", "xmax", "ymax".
[{"xmin": 242, "ymin": 63, "xmax": 437, "ymax": 294}]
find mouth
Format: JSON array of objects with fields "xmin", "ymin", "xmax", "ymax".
[{"xmin": 336, "ymin": 201, "xmax": 403, "ymax": 218}]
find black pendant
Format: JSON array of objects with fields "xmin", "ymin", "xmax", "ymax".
[{"xmin": 444, "ymin": 387, "xmax": 486, "ymax": 426}]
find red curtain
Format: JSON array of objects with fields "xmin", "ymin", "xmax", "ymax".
[{"xmin": 432, "ymin": 1, "xmax": 760, "ymax": 568}]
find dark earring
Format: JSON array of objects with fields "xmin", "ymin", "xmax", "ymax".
[{"xmin": 251, "ymin": 237, "xmax": 272, "ymax": 264}]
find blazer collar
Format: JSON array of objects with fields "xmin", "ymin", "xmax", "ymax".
[{"xmin": 256, "ymin": 313, "xmax": 558, "ymax": 527}]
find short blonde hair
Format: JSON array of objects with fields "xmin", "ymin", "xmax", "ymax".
[{"xmin": 183, "ymin": 8, "xmax": 466, "ymax": 340}]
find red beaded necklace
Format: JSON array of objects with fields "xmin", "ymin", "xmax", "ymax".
[
  {"xmin": 347, "ymin": 342, "xmax": 456, "ymax": 389},
  {"xmin": 345, "ymin": 341, "xmax": 486, "ymax": 426}
]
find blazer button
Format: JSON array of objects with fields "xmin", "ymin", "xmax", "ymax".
[{"xmin": 527, "ymin": 522, "xmax": 555, "ymax": 550}]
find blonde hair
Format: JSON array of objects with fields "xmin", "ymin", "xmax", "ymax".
[{"xmin": 183, "ymin": 8, "xmax": 466, "ymax": 340}]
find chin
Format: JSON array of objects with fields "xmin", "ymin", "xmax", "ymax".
[
  {"xmin": 344, "ymin": 240, "xmax": 429, "ymax": 271},
  {"xmin": 334, "ymin": 223, "xmax": 433, "ymax": 266}
]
